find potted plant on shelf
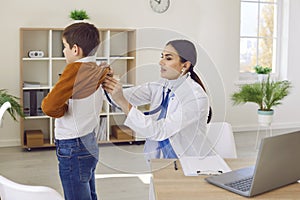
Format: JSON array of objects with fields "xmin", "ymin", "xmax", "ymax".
[
  {"xmin": 254, "ymin": 65, "xmax": 272, "ymax": 82},
  {"xmin": 0, "ymin": 89, "xmax": 24, "ymax": 122},
  {"xmin": 231, "ymin": 75, "xmax": 292, "ymax": 126},
  {"xmin": 69, "ymin": 9, "xmax": 90, "ymax": 21}
]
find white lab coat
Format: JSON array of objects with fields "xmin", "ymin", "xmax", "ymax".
[{"xmin": 123, "ymin": 75, "xmax": 210, "ymax": 160}]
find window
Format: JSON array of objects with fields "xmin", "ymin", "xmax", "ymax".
[{"xmin": 240, "ymin": 0, "xmax": 280, "ymax": 74}]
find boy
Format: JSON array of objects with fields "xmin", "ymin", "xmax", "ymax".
[{"xmin": 42, "ymin": 22, "xmax": 109, "ymax": 200}]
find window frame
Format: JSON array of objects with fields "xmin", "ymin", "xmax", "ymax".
[{"xmin": 239, "ymin": 0, "xmax": 283, "ymax": 81}]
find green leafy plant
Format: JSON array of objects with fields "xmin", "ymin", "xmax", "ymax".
[
  {"xmin": 0, "ymin": 89, "xmax": 24, "ymax": 121},
  {"xmin": 231, "ymin": 76, "xmax": 291, "ymax": 111},
  {"xmin": 69, "ymin": 9, "xmax": 90, "ymax": 20},
  {"xmin": 254, "ymin": 65, "xmax": 272, "ymax": 74}
]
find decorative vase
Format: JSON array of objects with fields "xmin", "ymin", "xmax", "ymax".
[{"xmin": 257, "ymin": 110, "xmax": 274, "ymax": 127}]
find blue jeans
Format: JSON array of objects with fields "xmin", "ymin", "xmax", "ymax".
[{"xmin": 55, "ymin": 132, "xmax": 99, "ymax": 200}]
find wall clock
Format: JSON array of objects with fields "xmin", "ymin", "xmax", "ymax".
[{"xmin": 150, "ymin": 0, "xmax": 170, "ymax": 14}]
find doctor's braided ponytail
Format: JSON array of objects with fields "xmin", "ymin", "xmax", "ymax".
[{"xmin": 188, "ymin": 66, "xmax": 212, "ymax": 124}]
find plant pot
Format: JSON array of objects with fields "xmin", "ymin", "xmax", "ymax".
[
  {"xmin": 67, "ymin": 19, "xmax": 91, "ymax": 26},
  {"xmin": 257, "ymin": 110, "xmax": 274, "ymax": 127},
  {"xmin": 73, "ymin": 19, "xmax": 89, "ymax": 23},
  {"xmin": 257, "ymin": 74, "xmax": 269, "ymax": 82}
]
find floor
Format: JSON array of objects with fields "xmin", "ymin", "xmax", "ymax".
[{"xmin": 0, "ymin": 129, "xmax": 298, "ymax": 200}]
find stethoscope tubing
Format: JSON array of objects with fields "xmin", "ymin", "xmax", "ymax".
[
  {"xmin": 104, "ymin": 73, "xmax": 188, "ymax": 115},
  {"xmin": 104, "ymin": 86, "xmax": 167, "ymax": 116},
  {"xmin": 104, "ymin": 90, "xmax": 122, "ymax": 110}
]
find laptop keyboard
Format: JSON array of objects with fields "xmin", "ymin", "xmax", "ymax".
[{"xmin": 225, "ymin": 176, "xmax": 253, "ymax": 192}]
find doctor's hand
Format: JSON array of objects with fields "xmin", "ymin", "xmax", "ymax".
[
  {"xmin": 102, "ymin": 76, "xmax": 123, "ymax": 100},
  {"xmin": 99, "ymin": 62, "xmax": 113, "ymax": 77},
  {"xmin": 102, "ymin": 76, "xmax": 132, "ymax": 115}
]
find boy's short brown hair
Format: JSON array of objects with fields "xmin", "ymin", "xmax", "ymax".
[{"xmin": 62, "ymin": 22, "xmax": 100, "ymax": 57}]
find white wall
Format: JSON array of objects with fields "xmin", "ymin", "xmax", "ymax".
[{"xmin": 0, "ymin": 0, "xmax": 299, "ymax": 147}]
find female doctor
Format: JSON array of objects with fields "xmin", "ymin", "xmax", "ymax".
[{"xmin": 103, "ymin": 39, "xmax": 211, "ymax": 160}]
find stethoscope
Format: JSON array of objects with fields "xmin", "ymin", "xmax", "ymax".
[
  {"xmin": 104, "ymin": 73, "xmax": 188, "ymax": 115},
  {"xmin": 104, "ymin": 85, "xmax": 171, "ymax": 116}
]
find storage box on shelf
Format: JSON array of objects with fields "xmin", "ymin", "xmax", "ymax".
[
  {"xmin": 20, "ymin": 27, "xmax": 140, "ymax": 150},
  {"xmin": 25, "ymin": 130, "xmax": 44, "ymax": 147},
  {"xmin": 111, "ymin": 125, "xmax": 133, "ymax": 140}
]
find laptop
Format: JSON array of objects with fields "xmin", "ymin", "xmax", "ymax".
[{"xmin": 205, "ymin": 131, "xmax": 300, "ymax": 197}]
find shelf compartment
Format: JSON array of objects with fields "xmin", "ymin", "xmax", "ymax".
[
  {"xmin": 52, "ymin": 60, "xmax": 65, "ymax": 85},
  {"xmin": 97, "ymin": 30, "xmax": 110, "ymax": 57},
  {"xmin": 109, "ymin": 59, "xmax": 133, "ymax": 85},
  {"xmin": 23, "ymin": 118, "xmax": 51, "ymax": 147},
  {"xmin": 21, "ymin": 29, "xmax": 49, "ymax": 58},
  {"xmin": 23, "ymin": 89, "xmax": 49, "ymax": 117},
  {"xmin": 51, "ymin": 30, "xmax": 64, "ymax": 57},
  {"xmin": 110, "ymin": 31, "xmax": 130, "ymax": 57},
  {"xmin": 22, "ymin": 61, "xmax": 49, "ymax": 86}
]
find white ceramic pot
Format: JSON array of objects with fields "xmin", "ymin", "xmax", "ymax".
[
  {"xmin": 68, "ymin": 19, "xmax": 91, "ymax": 26},
  {"xmin": 257, "ymin": 110, "xmax": 274, "ymax": 127},
  {"xmin": 257, "ymin": 74, "xmax": 268, "ymax": 82}
]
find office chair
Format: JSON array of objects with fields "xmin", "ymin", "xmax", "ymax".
[
  {"xmin": 206, "ymin": 122, "xmax": 237, "ymax": 158},
  {"xmin": 0, "ymin": 175, "xmax": 64, "ymax": 200},
  {"xmin": 0, "ymin": 103, "xmax": 64, "ymax": 199},
  {"xmin": 0, "ymin": 102, "xmax": 11, "ymax": 127}
]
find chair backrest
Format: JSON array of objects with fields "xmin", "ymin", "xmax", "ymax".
[
  {"xmin": 206, "ymin": 122, "xmax": 237, "ymax": 158},
  {"xmin": 0, "ymin": 175, "xmax": 64, "ymax": 200},
  {"xmin": 0, "ymin": 102, "xmax": 11, "ymax": 126}
]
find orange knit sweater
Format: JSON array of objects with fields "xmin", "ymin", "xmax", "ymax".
[{"xmin": 42, "ymin": 62, "xmax": 109, "ymax": 118}]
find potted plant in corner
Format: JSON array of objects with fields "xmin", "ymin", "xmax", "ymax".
[
  {"xmin": 0, "ymin": 89, "xmax": 24, "ymax": 123},
  {"xmin": 69, "ymin": 9, "xmax": 90, "ymax": 22},
  {"xmin": 231, "ymin": 75, "xmax": 291, "ymax": 126},
  {"xmin": 254, "ymin": 65, "xmax": 272, "ymax": 82}
]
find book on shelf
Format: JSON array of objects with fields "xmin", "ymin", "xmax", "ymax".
[
  {"xmin": 23, "ymin": 91, "xmax": 31, "ymax": 116},
  {"xmin": 36, "ymin": 90, "xmax": 46, "ymax": 116},
  {"xmin": 96, "ymin": 117, "xmax": 107, "ymax": 141}
]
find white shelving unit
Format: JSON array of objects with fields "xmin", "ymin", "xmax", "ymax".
[{"xmin": 20, "ymin": 27, "xmax": 140, "ymax": 149}]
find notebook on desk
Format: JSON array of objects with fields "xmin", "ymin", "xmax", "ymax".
[{"xmin": 205, "ymin": 131, "xmax": 300, "ymax": 197}]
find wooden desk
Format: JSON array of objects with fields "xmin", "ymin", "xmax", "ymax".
[{"xmin": 151, "ymin": 159, "xmax": 300, "ymax": 200}]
